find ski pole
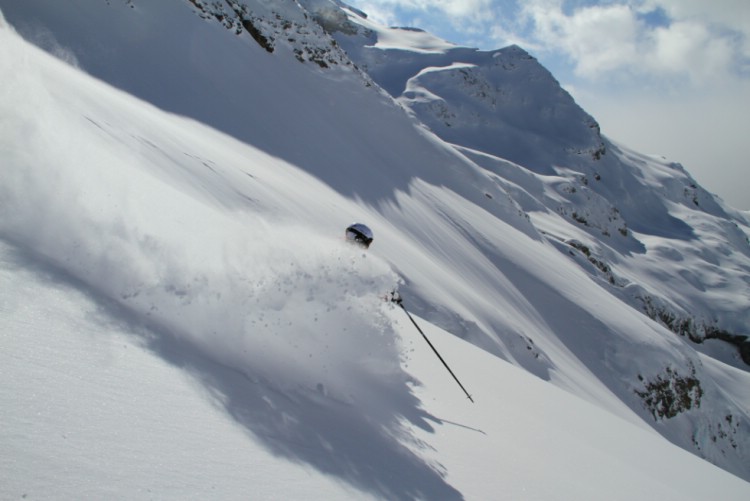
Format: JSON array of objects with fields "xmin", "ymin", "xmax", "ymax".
[{"xmin": 398, "ymin": 301, "xmax": 474, "ymax": 403}]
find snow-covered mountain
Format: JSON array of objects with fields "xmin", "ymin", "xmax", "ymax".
[{"xmin": 1, "ymin": 0, "xmax": 749, "ymax": 498}]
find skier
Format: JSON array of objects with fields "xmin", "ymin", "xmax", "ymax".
[
  {"xmin": 345, "ymin": 222, "xmax": 373, "ymax": 249},
  {"xmin": 345, "ymin": 222, "xmax": 401, "ymax": 303},
  {"xmin": 343, "ymin": 222, "xmax": 471, "ymax": 401}
]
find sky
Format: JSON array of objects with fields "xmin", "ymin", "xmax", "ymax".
[{"xmin": 345, "ymin": 0, "xmax": 750, "ymax": 210}]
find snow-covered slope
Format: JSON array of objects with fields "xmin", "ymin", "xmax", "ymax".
[
  {"xmin": 1, "ymin": 0, "xmax": 749, "ymax": 494},
  {"xmin": 5, "ymin": 242, "xmax": 750, "ymax": 500},
  {"xmin": 6, "ymin": 243, "xmax": 750, "ymax": 500}
]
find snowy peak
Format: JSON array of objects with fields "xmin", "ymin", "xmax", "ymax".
[
  {"xmin": 399, "ymin": 44, "xmax": 606, "ymax": 170},
  {"xmin": 329, "ymin": 9, "xmax": 604, "ymax": 172}
]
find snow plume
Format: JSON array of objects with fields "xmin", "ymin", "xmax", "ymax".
[
  {"xmin": 1, "ymin": 125, "xmax": 400, "ymax": 400},
  {"xmin": 0, "ymin": 26, "xmax": 401, "ymax": 403}
]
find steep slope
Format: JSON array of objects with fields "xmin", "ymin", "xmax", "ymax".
[
  {"xmin": 2, "ymin": 19, "xmax": 750, "ymax": 499},
  {"xmin": 2, "ymin": 0, "xmax": 749, "ymax": 483}
]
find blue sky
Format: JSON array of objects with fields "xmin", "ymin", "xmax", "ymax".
[{"xmin": 345, "ymin": 0, "xmax": 750, "ymax": 210}]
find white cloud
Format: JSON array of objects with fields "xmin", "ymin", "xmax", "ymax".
[
  {"xmin": 380, "ymin": 0, "xmax": 494, "ymax": 17},
  {"xmin": 518, "ymin": 0, "xmax": 746, "ymax": 86},
  {"xmin": 642, "ymin": 0, "xmax": 750, "ymax": 35},
  {"xmin": 349, "ymin": 0, "xmax": 489, "ymax": 17},
  {"xmin": 643, "ymin": 0, "xmax": 750, "ymax": 64},
  {"xmin": 347, "ymin": 0, "xmax": 501, "ymax": 30},
  {"xmin": 648, "ymin": 21, "xmax": 734, "ymax": 83},
  {"xmin": 422, "ymin": 0, "xmax": 494, "ymax": 18},
  {"xmin": 522, "ymin": 2, "xmax": 640, "ymax": 77}
]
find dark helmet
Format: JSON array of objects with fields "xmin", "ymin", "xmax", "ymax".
[{"xmin": 345, "ymin": 223, "xmax": 373, "ymax": 248}]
